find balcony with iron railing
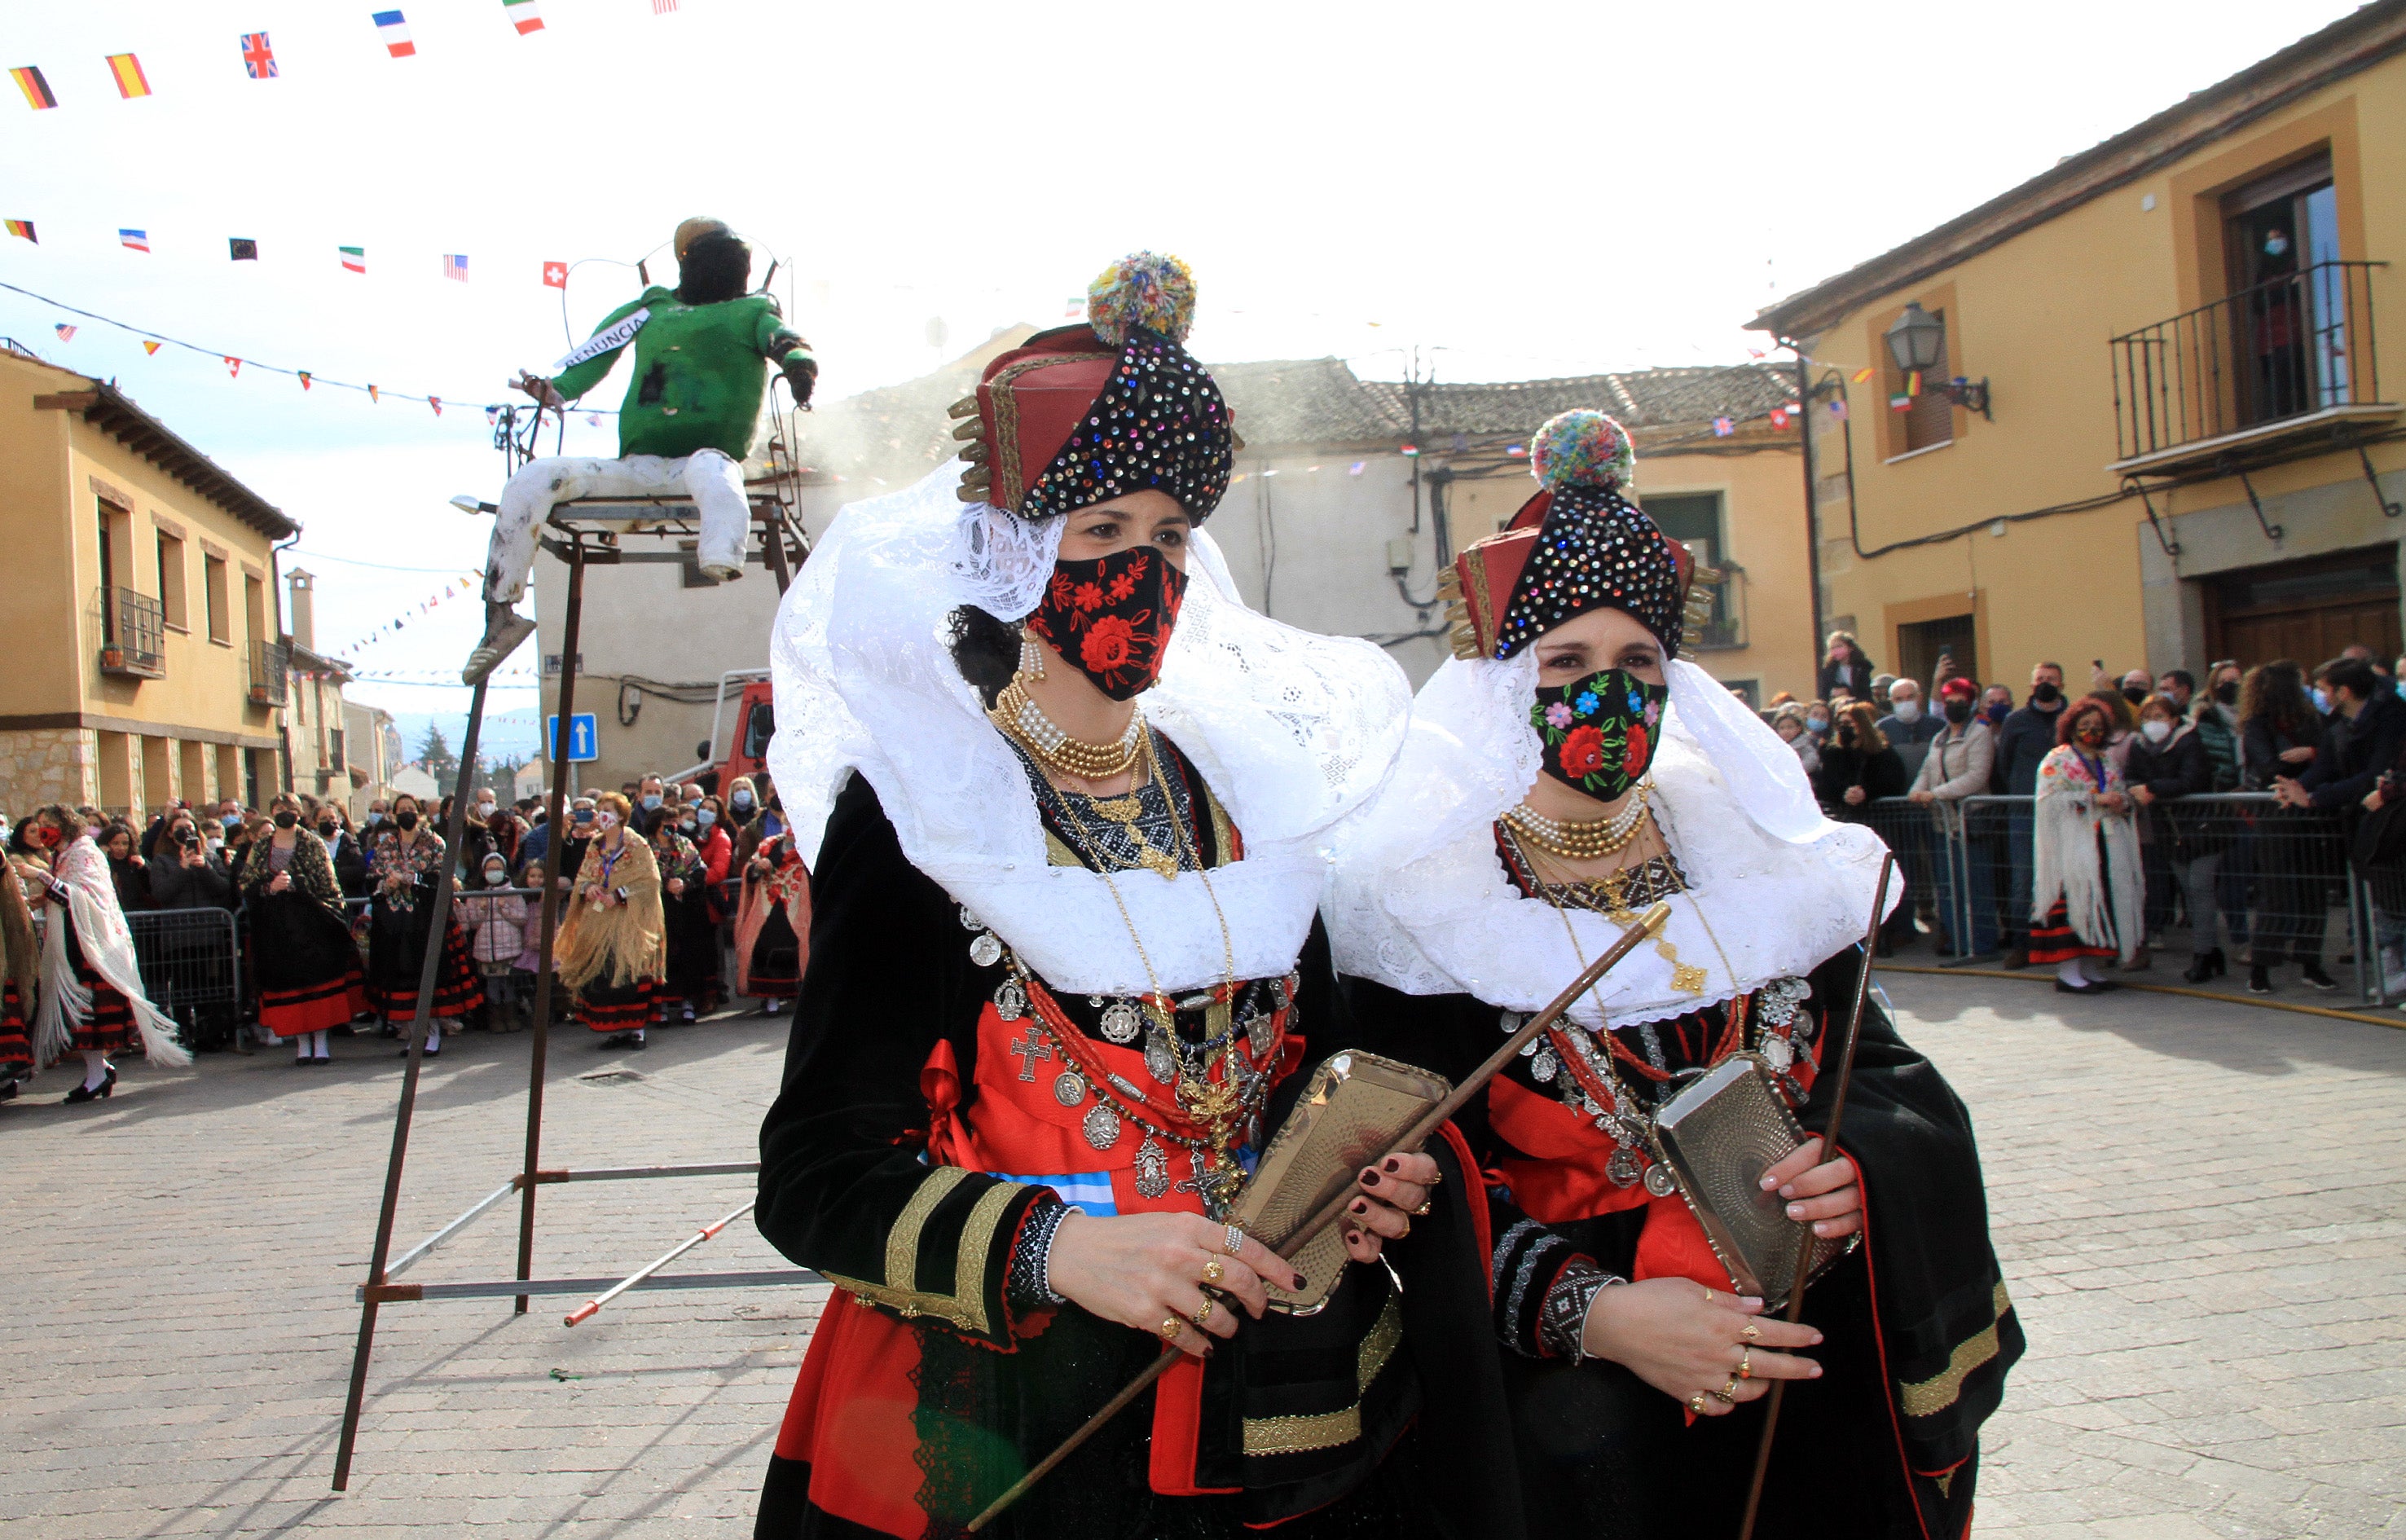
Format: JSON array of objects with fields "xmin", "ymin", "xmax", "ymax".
[
  {"xmin": 97, "ymin": 586, "xmax": 166, "ymax": 679},
  {"xmin": 1687, "ymin": 568, "xmax": 1746, "ymax": 651},
  {"xmin": 2109, "ymin": 260, "xmax": 2393, "ymax": 474},
  {"xmin": 249, "ymin": 639, "xmax": 288, "ymax": 706}
]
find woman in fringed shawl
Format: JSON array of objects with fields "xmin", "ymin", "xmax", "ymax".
[
  {"xmin": 2030, "ymin": 695, "xmax": 2144, "ymax": 997},
  {"xmin": 732, "ymin": 827, "xmax": 807, "ymax": 1013},
  {"xmin": 556, "ymin": 790, "xmax": 665, "ymax": 1049},
  {"xmin": 0, "ymin": 850, "xmax": 39, "ymax": 1100},
  {"xmin": 365, "ymin": 792, "xmax": 482, "ymax": 1056},
  {"xmin": 240, "ymin": 791, "xmax": 364, "ymax": 1065},
  {"xmin": 20, "ymin": 804, "xmax": 191, "ymax": 1102},
  {"xmin": 649, "ymin": 812, "xmax": 716, "ymax": 1023}
]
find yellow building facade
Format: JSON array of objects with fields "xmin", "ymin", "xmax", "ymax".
[
  {"xmin": 0, "ymin": 346, "xmax": 299, "ymax": 816},
  {"xmin": 1754, "ymin": 4, "xmax": 2406, "ymax": 694}
]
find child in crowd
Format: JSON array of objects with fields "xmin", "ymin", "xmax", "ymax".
[{"xmin": 456, "ymin": 853, "xmax": 530, "ymax": 1032}]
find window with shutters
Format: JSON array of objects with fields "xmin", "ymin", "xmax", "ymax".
[{"xmin": 1890, "ymin": 314, "xmax": 1955, "ymax": 455}]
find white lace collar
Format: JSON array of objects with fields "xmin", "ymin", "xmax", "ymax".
[
  {"xmin": 767, "ymin": 464, "xmax": 1412, "ymax": 996},
  {"xmin": 1326, "ymin": 655, "xmax": 1896, "ymax": 1028}
]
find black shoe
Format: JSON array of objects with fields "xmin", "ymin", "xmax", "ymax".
[
  {"xmin": 2206, "ymin": 947, "xmax": 2227, "ymax": 979},
  {"xmin": 2053, "ymin": 977, "xmax": 2119, "ymax": 994},
  {"xmin": 2300, "ymin": 961, "xmax": 2338, "ymax": 991},
  {"xmin": 313, "ymin": 1054, "xmax": 333, "ymax": 1065},
  {"xmin": 628, "ymin": 1033, "xmax": 648, "ymax": 1050},
  {"xmin": 294, "ymin": 1056, "xmax": 313, "ymax": 1067},
  {"xmin": 63, "ymin": 1067, "xmax": 117, "ymax": 1104},
  {"xmin": 2247, "ymin": 965, "xmax": 2273, "ymax": 995},
  {"xmin": 2183, "ymin": 954, "xmax": 2218, "ymax": 984}
]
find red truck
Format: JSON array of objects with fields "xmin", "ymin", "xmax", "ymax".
[{"xmin": 674, "ymin": 670, "xmax": 775, "ymax": 792}]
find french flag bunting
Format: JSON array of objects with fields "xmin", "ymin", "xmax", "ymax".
[{"xmin": 373, "ymin": 11, "xmax": 415, "ymax": 58}]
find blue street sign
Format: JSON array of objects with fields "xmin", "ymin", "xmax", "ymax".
[{"xmin": 545, "ymin": 713, "xmax": 598, "ymax": 763}]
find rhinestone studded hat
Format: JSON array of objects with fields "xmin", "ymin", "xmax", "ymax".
[
  {"xmin": 1437, "ymin": 410, "xmax": 1710, "ymax": 662},
  {"xmin": 947, "ymin": 252, "xmax": 1238, "ymax": 523}
]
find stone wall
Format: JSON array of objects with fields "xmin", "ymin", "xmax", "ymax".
[{"xmin": 0, "ymin": 728, "xmax": 99, "ymax": 813}]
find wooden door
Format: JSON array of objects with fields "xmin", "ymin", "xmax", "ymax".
[{"xmin": 2206, "ymin": 548, "xmax": 2402, "ymax": 671}]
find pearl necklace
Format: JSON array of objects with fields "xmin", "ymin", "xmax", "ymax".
[
  {"xmin": 991, "ymin": 676, "xmax": 1143, "ymax": 781},
  {"xmin": 1505, "ymin": 782, "xmax": 1652, "ymax": 861}
]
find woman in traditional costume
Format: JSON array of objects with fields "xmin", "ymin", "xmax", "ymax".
[
  {"xmin": 752, "ymin": 255, "xmax": 1514, "ymax": 1540},
  {"xmin": 649, "ymin": 808, "xmax": 716, "ymax": 1023},
  {"xmin": 365, "ymin": 793, "xmax": 482, "ymax": 1055},
  {"xmin": 240, "ymin": 791, "xmax": 365, "ymax": 1065},
  {"xmin": 732, "ymin": 826, "xmax": 806, "ymax": 1013},
  {"xmin": 20, "ymin": 804, "xmax": 191, "ymax": 1101},
  {"xmin": 556, "ymin": 791, "xmax": 665, "ymax": 1049},
  {"xmin": 1327, "ymin": 412, "xmax": 2019, "ymax": 1540},
  {"xmin": 0, "ymin": 848, "xmax": 40, "ymax": 1100},
  {"xmin": 2029, "ymin": 695, "xmax": 2141, "ymax": 996}
]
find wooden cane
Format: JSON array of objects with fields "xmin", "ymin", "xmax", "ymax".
[
  {"xmin": 964, "ymin": 900, "xmax": 1674, "ymax": 1533},
  {"xmin": 1734, "ymin": 853, "xmax": 1893, "ymax": 1540}
]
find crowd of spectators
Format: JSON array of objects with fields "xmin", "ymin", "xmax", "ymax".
[
  {"xmin": 0, "ymin": 761, "xmax": 805, "ymax": 1058},
  {"xmin": 1759, "ymin": 631, "xmax": 2406, "ymax": 1005}
]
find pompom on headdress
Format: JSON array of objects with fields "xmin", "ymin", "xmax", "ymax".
[
  {"xmin": 1436, "ymin": 409, "xmax": 1716, "ymax": 662},
  {"xmin": 947, "ymin": 250, "xmax": 1237, "ymax": 523}
]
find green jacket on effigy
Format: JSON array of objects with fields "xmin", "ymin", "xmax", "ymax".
[{"xmin": 552, "ymin": 286, "xmax": 809, "ymax": 462}]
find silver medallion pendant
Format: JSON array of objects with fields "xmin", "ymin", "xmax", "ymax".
[
  {"xmin": 1643, "ymin": 1160, "xmax": 1679, "ymax": 1199},
  {"xmin": 1762, "ymin": 1036, "xmax": 1794, "ymax": 1073},
  {"xmin": 1134, "ymin": 1136, "xmax": 1172, "ymax": 1200},
  {"xmin": 959, "ymin": 905, "xmax": 983, "ymax": 932},
  {"xmin": 1606, "ymin": 1146, "xmax": 1643, "ymax": 1188},
  {"xmin": 1145, "ymin": 1034, "xmax": 1179, "ymax": 1085},
  {"xmin": 1099, "ymin": 1000, "xmax": 1142, "ymax": 1045},
  {"xmin": 1082, "ymin": 1102, "xmax": 1122, "ymax": 1151},
  {"xmin": 1245, "ymin": 1004, "xmax": 1273, "ymax": 1057},
  {"xmin": 968, "ymin": 931, "xmax": 1003, "ymax": 969},
  {"xmin": 1053, "ymin": 1071, "xmax": 1088, "ymax": 1107},
  {"xmin": 1530, "ymin": 1048, "xmax": 1559, "ymax": 1084},
  {"xmin": 1498, "ymin": 1010, "xmax": 1527, "ymax": 1035},
  {"xmin": 993, "ymin": 980, "xmax": 1027, "ymax": 1023}
]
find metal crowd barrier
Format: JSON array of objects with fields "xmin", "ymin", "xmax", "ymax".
[
  {"xmin": 1851, "ymin": 792, "xmax": 2394, "ymax": 1005},
  {"xmin": 126, "ymin": 908, "xmax": 243, "ymax": 1047}
]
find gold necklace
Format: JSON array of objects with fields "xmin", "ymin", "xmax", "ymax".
[
  {"xmin": 1519, "ymin": 829, "xmax": 1717, "ymax": 997},
  {"xmin": 991, "ymin": 675, "xmax": 1143, "ymax": 781},
  {"xmin": 1075, "ymin": 747, "xmax": 1180, "ymax": 879},
  {"xmin": 1505, "ymin": 784, "xmax": 1653, "ymax": 861}
]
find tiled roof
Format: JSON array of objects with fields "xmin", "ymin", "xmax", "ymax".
[{"xmin": 1362, "ymin": 364, "xmax": 1797, "ymax": 442}]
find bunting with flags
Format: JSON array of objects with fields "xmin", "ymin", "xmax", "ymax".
[
  {"xmin": 54, "ymin": 324, "xmax": 75, "ymax": 341},
  {"xmin": 241, "ymin": 33, "xmax": 279, "ymax": 79},
  {"xmin": 543, "ymin": 260, "xmax": 567, "ymax": 288},
  {"xmin": 341, "ymin": 245, "xmax": 366, "ymax": 274},
  {"xmin": 141, "ymin": 340, "xmax": 161, "ymax": 355},
  {"xmin": 119, "ymin": 228, "xmax": 149, "ymax": 253},
  {"xmin": 442, "ymin": 253, "xmax": 468, "ymax": 282},
  {"xmin": 11, "ymin": 66, "xmax": 56, "ymax": 110},
  {"xmin": 4, "ymin": 219, "xmax": 33, "ymax": 242},
  {"xmin": 504, "ymin": 0, "xmax": 546, "ymax": 34},
  {"xmin": 230, "ymin": 237, "xmax": 257, "ymax": 261},
  {"xmin": 373, "ymin": 11, "xmax": 416, "ymax": 59},
  {"xmin": 105, "ymin": 54, "xmax": 152, "ymax": 99}
]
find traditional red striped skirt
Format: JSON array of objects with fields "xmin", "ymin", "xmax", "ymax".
[
  {"xmin": 2028, "ymin": 896, "xmax": 2117, "ymax": 965},
  {"xmin": 70, "ymin": 950, "xmax": 137, "ymax": 1055},
  {"xmin": 578, "ymin": 975, "xmax": 658, "ymax": 1032},
  {"xmin": 372, "ymin": 917, "xmax": 485, "ymax": 1019},
  {"xmin": 261, "ymin": 974, "xmax": 359, "ymax": 1038},
  {"xmin": 0, "ymin": 981, "xmax": 30, "ymax": 1079}
]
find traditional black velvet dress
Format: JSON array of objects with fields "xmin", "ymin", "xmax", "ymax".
[{"xmin": 753, "ymin": 756, "xmax": 1523, "ymax": 1540}]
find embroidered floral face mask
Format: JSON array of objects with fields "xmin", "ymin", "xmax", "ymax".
[
  {"xmin": 1529, "ymin": 667, "xmax": 1669, "ymax": 801},
  {"xmin": 1026, "ymin": 545, "xmax": 1189, "ymax": 702}
]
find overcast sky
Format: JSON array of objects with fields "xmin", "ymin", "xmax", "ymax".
[{"xmin": 0, "ymin": 0, "xmax": 2364, "ymax": 741}]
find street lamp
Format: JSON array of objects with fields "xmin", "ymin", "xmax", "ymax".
[{"xmin": 1882, "ymin": 301, "xmax": 1992, "ymax": 420}]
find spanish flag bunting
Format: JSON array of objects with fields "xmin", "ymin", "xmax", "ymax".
[
  {"xmin": 11, "ymin": 66, "xmax": 55, "ymax": 110},
  {"xmin": 225, "ymin": 357, "xmax": 241, "ymax": 377},
  {"xmin": 3, "ymin": 218, "xmax": 33, "ymax": 242},
  {"xmin": 1851, "ymin": 367, "xmax": 1875, "ymax": 383},
  {"xmin": 105, "ymin": 54, "xmax": 152, "ymax": 99},
  {"xmin": 141, "ymin": 340, "xmax": 161, "ymax": 355}
]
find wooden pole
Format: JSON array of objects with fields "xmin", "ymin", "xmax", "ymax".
[
  {"xmin": 965, "ymin": 900, "xmax": 1674, "ymax": 1532},
  {"xmin": 1735, "ymin": 854, "xmax": 1894, "ymax": 1540}
]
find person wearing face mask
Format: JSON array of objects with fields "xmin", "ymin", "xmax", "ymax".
[
  {"xmin": 455, "ymin": 853, "xmax": 530, "ymax": 1032},
  {"xmin": 0, "ymin": 841, "xmax": 37, "ymax": 1100},
  {"xmin": 648, "ymin": 804, "xmax": 715, "ymax": 1023},
  {"xmin": 1995, "ymin": 663, "xmax": 2070, "ymax": 966},
  {"xmin": 1329, "ymin": 410, "xmax": 2014, "ymax": 1540},
  {"xmin": 1770, "ymin": 703, "xmax": 1819, "ymax": 777},
  {"xmin": 2122, "ymin": 695, "xmax": 2212, "ymax": 977},
  {"xmin": 240, "ymin": 792, "xmax": 362, "ymax": 1064},
  {"xmin": 364, "ymin": 794, "xmax": 484, "ymax": 1054},
  {"xmin": 2030, "ymin": 699, "xmax": 2142, "ymax": 993},
  {"xmin": 687, "ymin": 795, "xmax": 737, "ymax": 973},
  {"xmin": 754, "ymin": 256, "xmax": 1479, "ymax": 1540},
  {"xmin": 1814, "ymin": 701, "xmax": 1913, "ymax": 953},
  {"xmin": 14, "ymin": 804, "xmax": 192, "ymax": 1101},
  {"xmin": 628, "ymin": 774, "xmax": 671, "ymax": 837},
  {"xmin": 1872, "ymin": 679, "xmax": 1942, "ymax": 781},
  {"xmin": 555, "ymin": 791, "xmax": 665, "ymax": 1049},
  {"xmin": 315, "ymin": 803, "xmax": 370, "ymax": 901},
  {"xmin": 1909, "ymin": 676, "xmax": 1999, "ymax": 956},
  {"xmin": 2237, "ymin": 660, "xmax": 2329, "ymax": 993}
]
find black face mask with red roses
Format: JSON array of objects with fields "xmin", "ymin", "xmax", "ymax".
[
  {"xmin": 1530, "ymin": 667, "xmax": 1669, "ymax": 802},
  {"xmin": 1026, "ymin": 546, "xmax": 1189, "ymax": 702}
]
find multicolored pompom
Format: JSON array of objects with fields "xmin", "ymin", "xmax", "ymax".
[
  {"xmin": 1531, "ymin": 409, "xmax": 1636, "ymax": 491},
  {"xmin": 1087, "ymin": 251, "xmax": 1197, "ymax": 346}
]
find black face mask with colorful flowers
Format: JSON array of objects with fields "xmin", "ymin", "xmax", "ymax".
[
  {"xmin": 1530, "ymin": 667, "xmax": 1669, "ymax": 801},
  {"xmin": 1027, "ymin": 546, "xmax": 1190, "ymax": 702}
]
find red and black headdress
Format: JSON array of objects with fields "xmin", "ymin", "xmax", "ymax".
[
  {"xmin": 948, "ymin": 253, "xmax": 1237, "ymax": 522},
  {"xmin": 1438, "ymin": 410, "xmax": 1713, "ymax": 662}
]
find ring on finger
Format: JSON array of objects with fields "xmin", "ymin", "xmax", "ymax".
[
  {"xmin": 1192, "ymin": 1298, "xmax": 1216, "ymax": 1329},
  {"xmin": 1159, "ymin": 1316, "xmax": 1185, "ymax": 1343},
  {"xmin": 1738, "ymin": 1347, "xmax": 1753, "ymax": 1380},
  {"xmin": 1687, "ymin": 1393, "xmax": 1708, "ymax": 1415},
  {"xmin": 1709, "ymin": 1377, "xmax": 1739, "ymax": 1405},
  {"xmin": 1201, "ymin": 1258, "xmax": 1225, "ymax": 1286},
  {"xmin": 1740, "ymin": 1322, "xmax": 1761, "ymax": 1342},
  {"xmin": 1222, "ymin": 1225, "xmax": 1247, "ymax": 1256},
  {"xmin": 1410, "ymin": 1199, "xmax": 1432, "ymax": 1217}
]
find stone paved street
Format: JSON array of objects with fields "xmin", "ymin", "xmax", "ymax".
[{"xmin": 2, "ymin": 977, "xmax": 2400, "ymax": 1538}]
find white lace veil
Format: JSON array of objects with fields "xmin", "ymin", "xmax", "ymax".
[
  {"xmin": 1326, "ymin": 650, "xmax": 1897, "ymax": 1027},
  {"xmin": 768, "ymin": 463, "xmax": 1412, "ymax": 996}
]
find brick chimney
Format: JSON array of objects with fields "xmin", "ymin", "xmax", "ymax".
[{"xmin": 288, "ymin": 569, "xmax": 315, "ymax": 652}]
